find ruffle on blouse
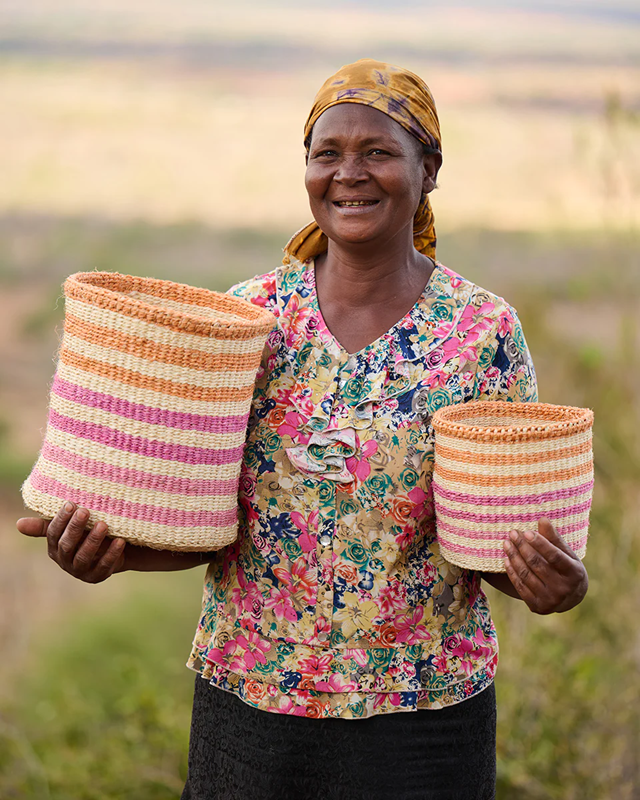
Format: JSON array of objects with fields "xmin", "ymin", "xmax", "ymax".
[{"xmin": 274, "ymin": 261, "xmax": 474, "ymax": 482}]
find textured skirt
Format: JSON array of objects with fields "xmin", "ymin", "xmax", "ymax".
[{"xmin": 181, "ymin": 677, "xmax": 496, "ymax": 800}]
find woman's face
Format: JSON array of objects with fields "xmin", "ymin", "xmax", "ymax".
[{"xmin": 305, "ymin": 103, "xmax": 440, "ymax": 250}]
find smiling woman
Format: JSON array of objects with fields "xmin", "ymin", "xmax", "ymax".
[
  {"xmin": 17, "ymin": 58, "xmax": 588, "ymax": 800},
  {"xmin": 303, "ymin": 102, "xmax": 442, "ymax": 354},
  {"xmin": 305, "ymin": 104, "xmax": 438, "ymax": 241}
]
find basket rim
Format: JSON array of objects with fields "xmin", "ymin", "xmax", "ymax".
[
  {"xmin": 432, "ymin": 401, "xmax": 593, "ymax": 442},
  {"xmin": 64, "ymin": 271, "xmax": 275, "ymax": 340}
]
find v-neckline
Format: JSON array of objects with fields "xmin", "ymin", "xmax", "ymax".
[{"xmin": 309, "ymin": 260, "xmax": 441, "ymax": 359}]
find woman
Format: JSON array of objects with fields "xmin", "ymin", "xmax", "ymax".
[{"xmin": 18, "ymin": 59, "xmax": 588, "ymax": 799}]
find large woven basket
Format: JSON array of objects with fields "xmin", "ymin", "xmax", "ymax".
[
  {"xmin": 432, "ymin": 401, "xmax": 593, "ymax": 572},
  {"xmin": 22, "ymin": 271, "xmax": 275, "ymax": 551}
]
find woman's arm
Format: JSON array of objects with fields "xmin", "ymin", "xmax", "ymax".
[
  {"xmin": 117, "ymin": 543, "xmax": 216, "ymax": 573},
  {"xmin": 480, "ymin": 571, "xmax": 521, "ymax": 600},
  {"xmin": 480, "ymin": 518, "xmax": 589, "ymax": 614},
  {"xmin": 17, "ymin": 503, "xmax": 216, "ymax": 584}
]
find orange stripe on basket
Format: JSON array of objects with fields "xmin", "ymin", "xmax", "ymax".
[
  {"xmin": 435, "ymin": 437, "xmax": 592, "ymax": 466},
  {"xmin": 432, "ymin": 402, "xmax": 593, "ymax": 442},
  {"xmin": 65, "ymin": 277, "xmax": 274, "ymax": 340},
  {"xmin": 59, "ymin": 348, "xmax": 254, "ymax": 403},
  {"xmin": 64, "ymin": 313, "xmax": 260, "ymax": 373},
  {"xmin": 434, "ymin": 458, "xmax": 593, "ymax": 487}
]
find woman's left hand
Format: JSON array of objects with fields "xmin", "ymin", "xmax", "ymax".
[{"xmin": 502, "ymin": 517, "xmax": 588, "ymax": 614}]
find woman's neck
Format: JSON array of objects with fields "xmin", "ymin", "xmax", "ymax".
[
  {"xmin": 315, "ymin": 232, "xmax": 434, "ymax": 310},
  {"xmin": 312, "ymin": 232, "xmax": 436, "ymax": 354}
]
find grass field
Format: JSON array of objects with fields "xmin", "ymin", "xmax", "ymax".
[{"xmin": 1, "ymin": 2, "xmax": 639, "ymax": 797}]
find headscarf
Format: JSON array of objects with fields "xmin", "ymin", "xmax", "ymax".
[{"xmin": 283, "ymin": 58, "xmax": 442, "ymax": 265}]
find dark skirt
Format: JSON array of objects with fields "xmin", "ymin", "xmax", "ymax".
[{"xmin": 181, "ymin": 676, "xmax": 496, "ymax": 800}]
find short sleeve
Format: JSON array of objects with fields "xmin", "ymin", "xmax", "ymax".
[
  {"xmin": 473, "ymin": 304, "xmax": 538, "ymax": 403},
  {"xmin": 227, "ymin": 271, "xmax": 280, "ymax": 390},
  {"xmin": 227, "ymin": 271, "xmax": 279, "ymax": 319}
]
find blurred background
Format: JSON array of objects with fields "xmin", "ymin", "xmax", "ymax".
[{"xmin": 0, "ymin": 0, "xmax": 638, "ymax": 797}]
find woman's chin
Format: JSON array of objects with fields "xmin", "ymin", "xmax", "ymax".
[
  {"xmin": 321, "ymin": 220, "xmax": 384, "ymax": 246},
  {"xmin": 331, "ymin": 230, "xmax": 381, "ymax": 247}
]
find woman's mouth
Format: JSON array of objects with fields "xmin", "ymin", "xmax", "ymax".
[{"xmin": 332, "ymin": 199, "xmax": 380, "ymax": 213}]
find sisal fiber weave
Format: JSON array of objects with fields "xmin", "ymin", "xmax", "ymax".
[
  {"xmin": 432, "ymin": 402, "xmax": 594, "ymax": 572},
  {"xmin": 22, "ymin": 271, "xmax": 275, "ymax": 552}
]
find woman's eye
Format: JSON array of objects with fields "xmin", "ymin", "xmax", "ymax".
[
  {"xmin": 369, "ymin": 149, "xmax": 389, "ymax": 157},
  {"xmin": 314, "ymin": 150, "xmax": 338, "ymax": 158}
]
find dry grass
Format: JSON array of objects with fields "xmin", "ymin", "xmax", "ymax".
[{"xmin": 0, "ymin": 54, "xmax": 639, "ymax": 233}]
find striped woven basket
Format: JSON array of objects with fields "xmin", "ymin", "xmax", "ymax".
[
  {"xmin": 22, "ymin": 271, "xmax": 275, "ymax": 552},
  {"xmin": 432, "ymin": 401, "xmax": 594, "ymax": 572}
]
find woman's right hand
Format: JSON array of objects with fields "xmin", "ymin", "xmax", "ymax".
[{"xmin": 17, "ymin": 502, "xmax": 126, "ymax": 584}]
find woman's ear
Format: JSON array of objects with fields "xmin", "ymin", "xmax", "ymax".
[{"xmin": 422, "ymin": 151, "xmax": 442, "ymax": 194}]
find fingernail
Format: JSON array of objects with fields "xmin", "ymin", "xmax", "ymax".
[
  {"xmin": 524, "ymin": 530, "xmax": 535, "ymax": 541},
  {"xmin": 508, "ymin": 530, "xmax": 518, "ymax": 542},
  {"xmin": 76, "ymin": 508, "xmax": 89, "ymax": 522},
  {"xmin": 64, "ymin": 502, "xmax": 75, "ymax": 513}
]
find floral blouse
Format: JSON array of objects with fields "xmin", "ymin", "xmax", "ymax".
[{"xmin": 187, "ymin": 259, "xmax": 538, "ymax": 719}]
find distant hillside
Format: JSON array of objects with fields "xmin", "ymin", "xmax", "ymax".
[
  {"xmin": 346, "ymin": 0, "xmax": 640, "ymax": 21},
  {"xmin": 0, "ymin": 0, "xmax": 638, "ymax": 68}
]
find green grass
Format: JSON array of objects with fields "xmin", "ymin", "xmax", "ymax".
[
  {"xmin": 0, "ymin": 571, "xmax": 202, "ymax": 800},
  {"xmin": 490, "ymin": 272, "xmax": 640, "ymax": 799},
  {"xmin": 1, "ymin": 220, "xmax": 639, "ymax": 798}
]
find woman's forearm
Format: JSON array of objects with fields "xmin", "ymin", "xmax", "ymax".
[
  {"xmin": 118, "ymin": 543, "xmax": 218, "ymax": 573},
  {"xmin": 480, "ymin": 571, "xmax": 522, "ymax": 599}
]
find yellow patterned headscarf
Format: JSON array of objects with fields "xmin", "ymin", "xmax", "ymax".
[{"xmin": 283, "ymin": 58, "xmax": 442, "ymax": 265}]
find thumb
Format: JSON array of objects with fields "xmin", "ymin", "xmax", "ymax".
[
  {"xmin": 537, "ymin": 517, "xmax": 576, "ymax": 557},
  {"xmin": 16, "ymin": 517, "xmax": 50, "ymax": 537}
]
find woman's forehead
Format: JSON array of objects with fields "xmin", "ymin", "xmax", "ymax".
[{"xmin": 310, "ymin": 103, "xmax": 413, "ymax": 146}]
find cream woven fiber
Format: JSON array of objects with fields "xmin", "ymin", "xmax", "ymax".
[
  {"xmin": 22, "ymin": 271, "xmax": 275, "ymax": 551},
  {"xmin": 432, "ymin": 401, "xmax": 594, "ymax": 572}
]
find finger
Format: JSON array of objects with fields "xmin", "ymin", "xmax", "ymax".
[
  {"xmin": 16, "ymin": 517, "xmax": 50, "ymax": 538},
  {"xmin": 72, "ymin": 520, "xmax": 110, "ymax": 573},
  {"xmin": 503, "ymin": 551, "xmax": 540, "ymax": 609},
  {"xmin": 46, "ymin": 502, "xmax": 77, "ymax": 549},
  {"xmin": 507, "ymin": 529, "xmax": 551, "ymax": 583},
  {"xmin": 55, "ymin": 507, "xmax": 91, "ymax": 567},
  {"xmin": 503, "ymin": 532, "xmax": 547, "ymax": 596},
  {"xmin": 83, "ymin": 538, "xmax": 126, "ymax": 584},
  {"xmin": 92, "ymin": 537, "xmax": 115, "ymax": 562}
]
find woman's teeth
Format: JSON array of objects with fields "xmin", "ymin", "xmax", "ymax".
[{"xmin": 335, "ymin": 201, "xmax": 377, "ymax": 206}]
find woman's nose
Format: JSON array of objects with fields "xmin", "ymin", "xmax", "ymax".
[{"xmin": 334, "ymin": 155, "xmax": 368, "ymax": 184}]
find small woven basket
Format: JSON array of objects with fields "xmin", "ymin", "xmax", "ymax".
[
  {"xmin": 22, "ymin": 271, "xmax": 275, "ymax": 551},
  {"xmin": 432, "ymin": 401, "xmax": 593, "ymax": 572}
]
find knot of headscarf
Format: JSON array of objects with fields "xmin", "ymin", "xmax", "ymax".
[{"xmin": 283, "ymin": 58, "xmax": 442, "ymax": 265}]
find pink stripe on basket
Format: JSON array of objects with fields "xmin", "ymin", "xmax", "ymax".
[
  {"xmin": 52, "ymin": 375, "xmax": 248, "ymax": 434},
  {"xmin": 432, "ymin": 480, "xmax": 594, "ymax": 507},
  {"xmin": 29, "ymin": 469, "xmax": 237, "ymax": 527},
  {"xmin": 433, "ymin": 498, "xmax": 592, "ymax": 525},
  {"xmin": 440, "ymin": 534, "xmax": 589, "ymax": 560},
  {"xmin": 48, "ymin": 409, "xmax": 244, "ymax": 466},
  {"xmin": 41, "ymin": 441, "xmax": 238, "ymax": 496},
  {"xmin": 437, "ymin": 517, "xmax": 588, "ymax": 541}
]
